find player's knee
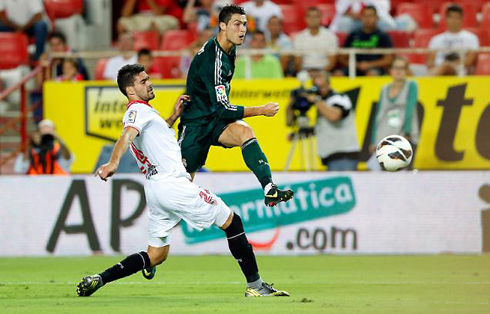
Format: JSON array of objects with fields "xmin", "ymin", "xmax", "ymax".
[{"xmin": 239, "ymin": 126, "xmax": 255, "ymax": 144}]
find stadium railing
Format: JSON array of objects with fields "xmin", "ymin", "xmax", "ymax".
[
  {"xmin": 0, "ymin": 66, "xmax": 45, "ymax": 171},
  {"xmin": 50, "ymin": 46, "xmax": 490, "ymax": 79}
]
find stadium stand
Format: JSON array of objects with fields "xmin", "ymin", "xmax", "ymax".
[
  {"xmin": 44, "ymin": 0, "xmax": 84, "ymax": 22},
  {"xmin": 278, "ymin": 4, "xmax": 306, "ymax": 35},
  {"xmin": 475, "ymin": 53, "xmax": 490, "ymax": 75},
  {"xmin": 94, "ymin": 58, "xmax": 108, "ymax": 80},
  {"xmin": 0, "ymin": 33, "xmax": 29, "ymax": 70},
  {"xmin": 409, "ymin": 29, "xmax": 442, "ymax": 64},
  {"xmin": 388, "ymin": 30, "xmax": 410, "ymax": 48},
  {"xmin": 133, "ymin": 31, "xmax": 160, "ymax": 51},
  {"xmin": 396, "ymin": 3, "xmax": 434, "ymax": 29},
  {"xmin": 481, "ymin": 2, "xmax": 490, "ymax": 29}
]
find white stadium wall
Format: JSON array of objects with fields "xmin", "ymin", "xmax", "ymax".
[{"xmin": 0, "ymin": 172, "xmax": 489, "ymax": 256}]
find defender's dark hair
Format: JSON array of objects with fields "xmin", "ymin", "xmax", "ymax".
[
  {"xmin": 218, "ymin": 4, "xmax": 246, "ymax": 27},
  {"xmin": 446, "ymin": 4, "xmax": 463, "ymax": 16},
  {"xmin": 137, "ymin": 48, "xmax": 152, "ymax": 58},
  {"xmin": 48, "ymin": 31, "xmax": 67, "ymax": 43},
  {"xmin": 117, "ymin": 64, "xmax": 145, "ymax": 97},
  {"xmin": 363, "ymin": 5, "xmax": 377, "ymax": 15}
]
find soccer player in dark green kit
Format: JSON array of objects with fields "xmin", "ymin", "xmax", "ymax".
[{"xmin": 180, "ymin": 4, "xmax": 293, "ymax": 207}]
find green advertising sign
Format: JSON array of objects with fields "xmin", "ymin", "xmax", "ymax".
[{"xmin": 181, "ymin": 177, "xmax": 356, "ymax": 244}]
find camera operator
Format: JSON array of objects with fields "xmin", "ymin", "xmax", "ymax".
[
  {"xmin": 14, "ymin": 119, "xmax": 74, "ymax": 175},
  {"xmin": 310, "ymin": 71, "xmax": 359, "ymax": 171}
]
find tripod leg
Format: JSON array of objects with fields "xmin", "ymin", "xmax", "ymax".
[
  {"xmin": 302, "ymin": 134, "xmax": 309, "ymax": 171},
  {"xmin": 308, "ymin": 135, "xmax": 317, "ymax": 170},
  {"xmin": 283, "ymin": 133, "xmax": 299, "ymax": 171}
]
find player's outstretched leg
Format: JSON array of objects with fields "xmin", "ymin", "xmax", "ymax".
[
  {"xmin": 241, "ymin": 137, "xmax": 294, "ymax": 207},
  {"xmin": 77, "ymin": 246, "xmax": 168, "ymax": 297},
  {"xmin": 222, "ymin": 213, "xmax": 290, "ymax": 297}
]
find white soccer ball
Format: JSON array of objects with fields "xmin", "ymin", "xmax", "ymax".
[{"xmin": 376, "ymin": 135, "xmax": 413, "ymax": 172}]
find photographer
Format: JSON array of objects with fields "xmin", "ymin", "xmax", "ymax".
[
  {"xmin": 310, "ymin": 71, "xmax": 359, "ymax": 171},
  {"xmin": 14, "ymin": 120, "xmax": 74, "ymax": 175}
]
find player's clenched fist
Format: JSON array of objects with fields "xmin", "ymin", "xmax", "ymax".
[
  {"xmin": 95, "ymin": 162, "xmax": 117, "ymax": 181},
  {"xmin": 261, "ymin": 102, "xmax": 279, "ymax": 117}
]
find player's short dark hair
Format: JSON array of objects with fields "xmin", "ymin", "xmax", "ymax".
[
  {"xmin": 48, "ymin": 31, "xmax": 67, "ymax": 43},
  {"xmin": 446, "ymin": 4, "xmax": 463, "ymax": 16},
  {"xmin": 117, "ymin": 64, "xmax": 145, "ymax": 97},
  {"xmin": 218, "ymin": 4, "xmax": 246, "ymax": 27},
  {"xmin": 137, "ymin": 48, "xmax": 152, "ymax": 59},
  {"xmin": 363, "ymin": 5, "xmax": 377, "ymax": 15}
]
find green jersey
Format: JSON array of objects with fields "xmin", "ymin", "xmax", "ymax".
[{"xmin": 182, "ymin": 37, "xmax": 245, "ymax": 125}]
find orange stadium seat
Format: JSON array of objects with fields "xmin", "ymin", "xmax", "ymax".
[
  {"xmin": 388, "ymin": 30, "xmax": 410, "ymax": 48},
  {"xmin": 154, "ymin": 57, "xmax": 181, "ymax": 78},
  {"xmin": 133, "ymin": 31, "xmax": 160, "ymax": 51},
  {"xmin": 465, "ymin": 28, "xmax": 490, "ymax": 47},
  {"xmin": 396, "ymin": 3, "xmax": 434, "ymax": 29},
  {"xmin": 454, "ymin": 0, "xmax": 484, "ymax": 12},
  {"xmin": 44, "ymin": 0, "xmax": 83, "ymax": 20},
  {"xmin": 160, "ymin": 30, "xmax": 194, "ymax": 51},
  {"xmin": 335, "ymin": 32, "xmax": 348, "ymax": 47},
  {"xmin": 475, "ymin": 53, "xmax": 490, "ymax": 75},
  {"xmin": 413, "ymin": 0, "xmax": 447, "ymax": 14},
  {"xmin": 279, "ymin": 5, "xmax": 305, "ymax": 34},
  {"xmin": 293, "ymin": 0, "xmax": 333, "ymax": 6},
  {"xmin": 316, "ymin": 4, "xmax": 335, "ymax": 26},
  {"xmin": 0, "ymin": 33, "xmax": 29, "ymax": 70},
  {"xmin": 408, "ymin": 29, "xmax": 441, "ymax": 64},
  {"xmin": 481, "ymin": 3, "xmax": 490, "ymax": 30},
  {"xmin": 94, "ymin": 58, "xmax": 108, "ymax": 80},
  {"xmin": 438, "ymin": 2, "xmax": 478, "ymax": 29}
]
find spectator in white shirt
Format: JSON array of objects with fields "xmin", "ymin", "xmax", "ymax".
[
  {"xmin": 103, "ymin": 32, "xmax": 138, "ymax": 81},
  {"xmin": 330, "ymin": 0, "xmax": 396, "ymax": 33},
  {"xmin": 0, "ymin": 0, "xmax": 48, "ymax": 60},
  {"xmin": 293, "ymin": 7, "xmax": 338, "ymax": 75},
  {"xmin": 427, "ymin": 4, "xmax": 479, "ymax": 76},
  {"xmin": 241, "ymin": 0, "xmax": 282, "ymax": 33}
]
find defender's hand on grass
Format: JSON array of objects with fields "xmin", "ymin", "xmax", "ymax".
[
  {"xmin": 95, "ymin": 162, "xmax": 117, "ymax": 181},
  {"xmin": 261, "ymin": 102, "xmax": 279, "ymax": 117}
]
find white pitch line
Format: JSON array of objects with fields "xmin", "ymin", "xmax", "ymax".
[{"xmin": 1, "ymin": 281, "xmax": 490, "ymax": 285}]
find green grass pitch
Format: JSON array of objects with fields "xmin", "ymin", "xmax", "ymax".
[{"xmin": 0, "ymin": 255, "xmax": 489, "ymax": 313}]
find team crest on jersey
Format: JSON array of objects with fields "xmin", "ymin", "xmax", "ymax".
[
  {"xmin": 128, "ymin": 110, "xmax": 137, "ymax": 123},
  {"xmin": 215, "ymin": 85, "xmax": 227, "ymax": 102}
]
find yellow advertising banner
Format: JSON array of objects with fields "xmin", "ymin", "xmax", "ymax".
[{"xmin": 44, "ymin": 77, "xmax": 490, "ymax": 173}]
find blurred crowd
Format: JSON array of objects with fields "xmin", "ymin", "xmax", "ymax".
[{"xmin": 1, "ymin": 0, "xmax": 489, "ymax": 174}]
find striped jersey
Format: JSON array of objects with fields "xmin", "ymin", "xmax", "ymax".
[{"xmin": 182, "ymin": 37, "xmax": 245, "ymax": 125}]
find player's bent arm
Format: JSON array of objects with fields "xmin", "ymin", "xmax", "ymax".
[
  {"xmin": 243, "ymin": 102, "xmax": 279, "ymax": 118},
  {"xmin": 109, "ymin": 126, "xmax": 139, "ymax": 166},
  {"xmin": 96, "ymin": 126, "xmax": 138, "ymax": 181}
]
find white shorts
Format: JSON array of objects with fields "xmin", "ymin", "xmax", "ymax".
[{"xmin": 144, "ymin": 175, "xmax": 231, "ymax": 247}]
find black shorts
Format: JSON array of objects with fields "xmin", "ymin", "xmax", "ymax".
[{"xmin": 178, "ymin": 117, "xmax": 237, "ymax": 173}]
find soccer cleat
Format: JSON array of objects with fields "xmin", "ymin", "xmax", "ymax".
[
  {"xmin": 245, "ymin": 282, "xmax": 290, "ymax": 297},
  {"xmin": 142, "ymin": 266, "xmax": 156, "ymax": 280},
  {"xmin": 264, "ymin": 184, "xmax": 294, "ymax": 207},
  {"xmin": 76, "ymin": 275, "xmax": 104, "ymax": 297}
]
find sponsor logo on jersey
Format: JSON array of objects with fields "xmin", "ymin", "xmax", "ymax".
[
  {"xmin": 215, "ymin": 85, "xmax": 228, "ymax": 102},
  {"xmin": 127, "ymin": 110, "xmax": 137, "ymax": 123}
]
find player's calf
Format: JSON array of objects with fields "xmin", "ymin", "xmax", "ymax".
[
  {"xmin": 76, "ymin": 251, "xmax": 151, "ymax": 297},
  {"xmin": 222, "ymin": 213, "xmax": 290, "ymax": 297}
]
